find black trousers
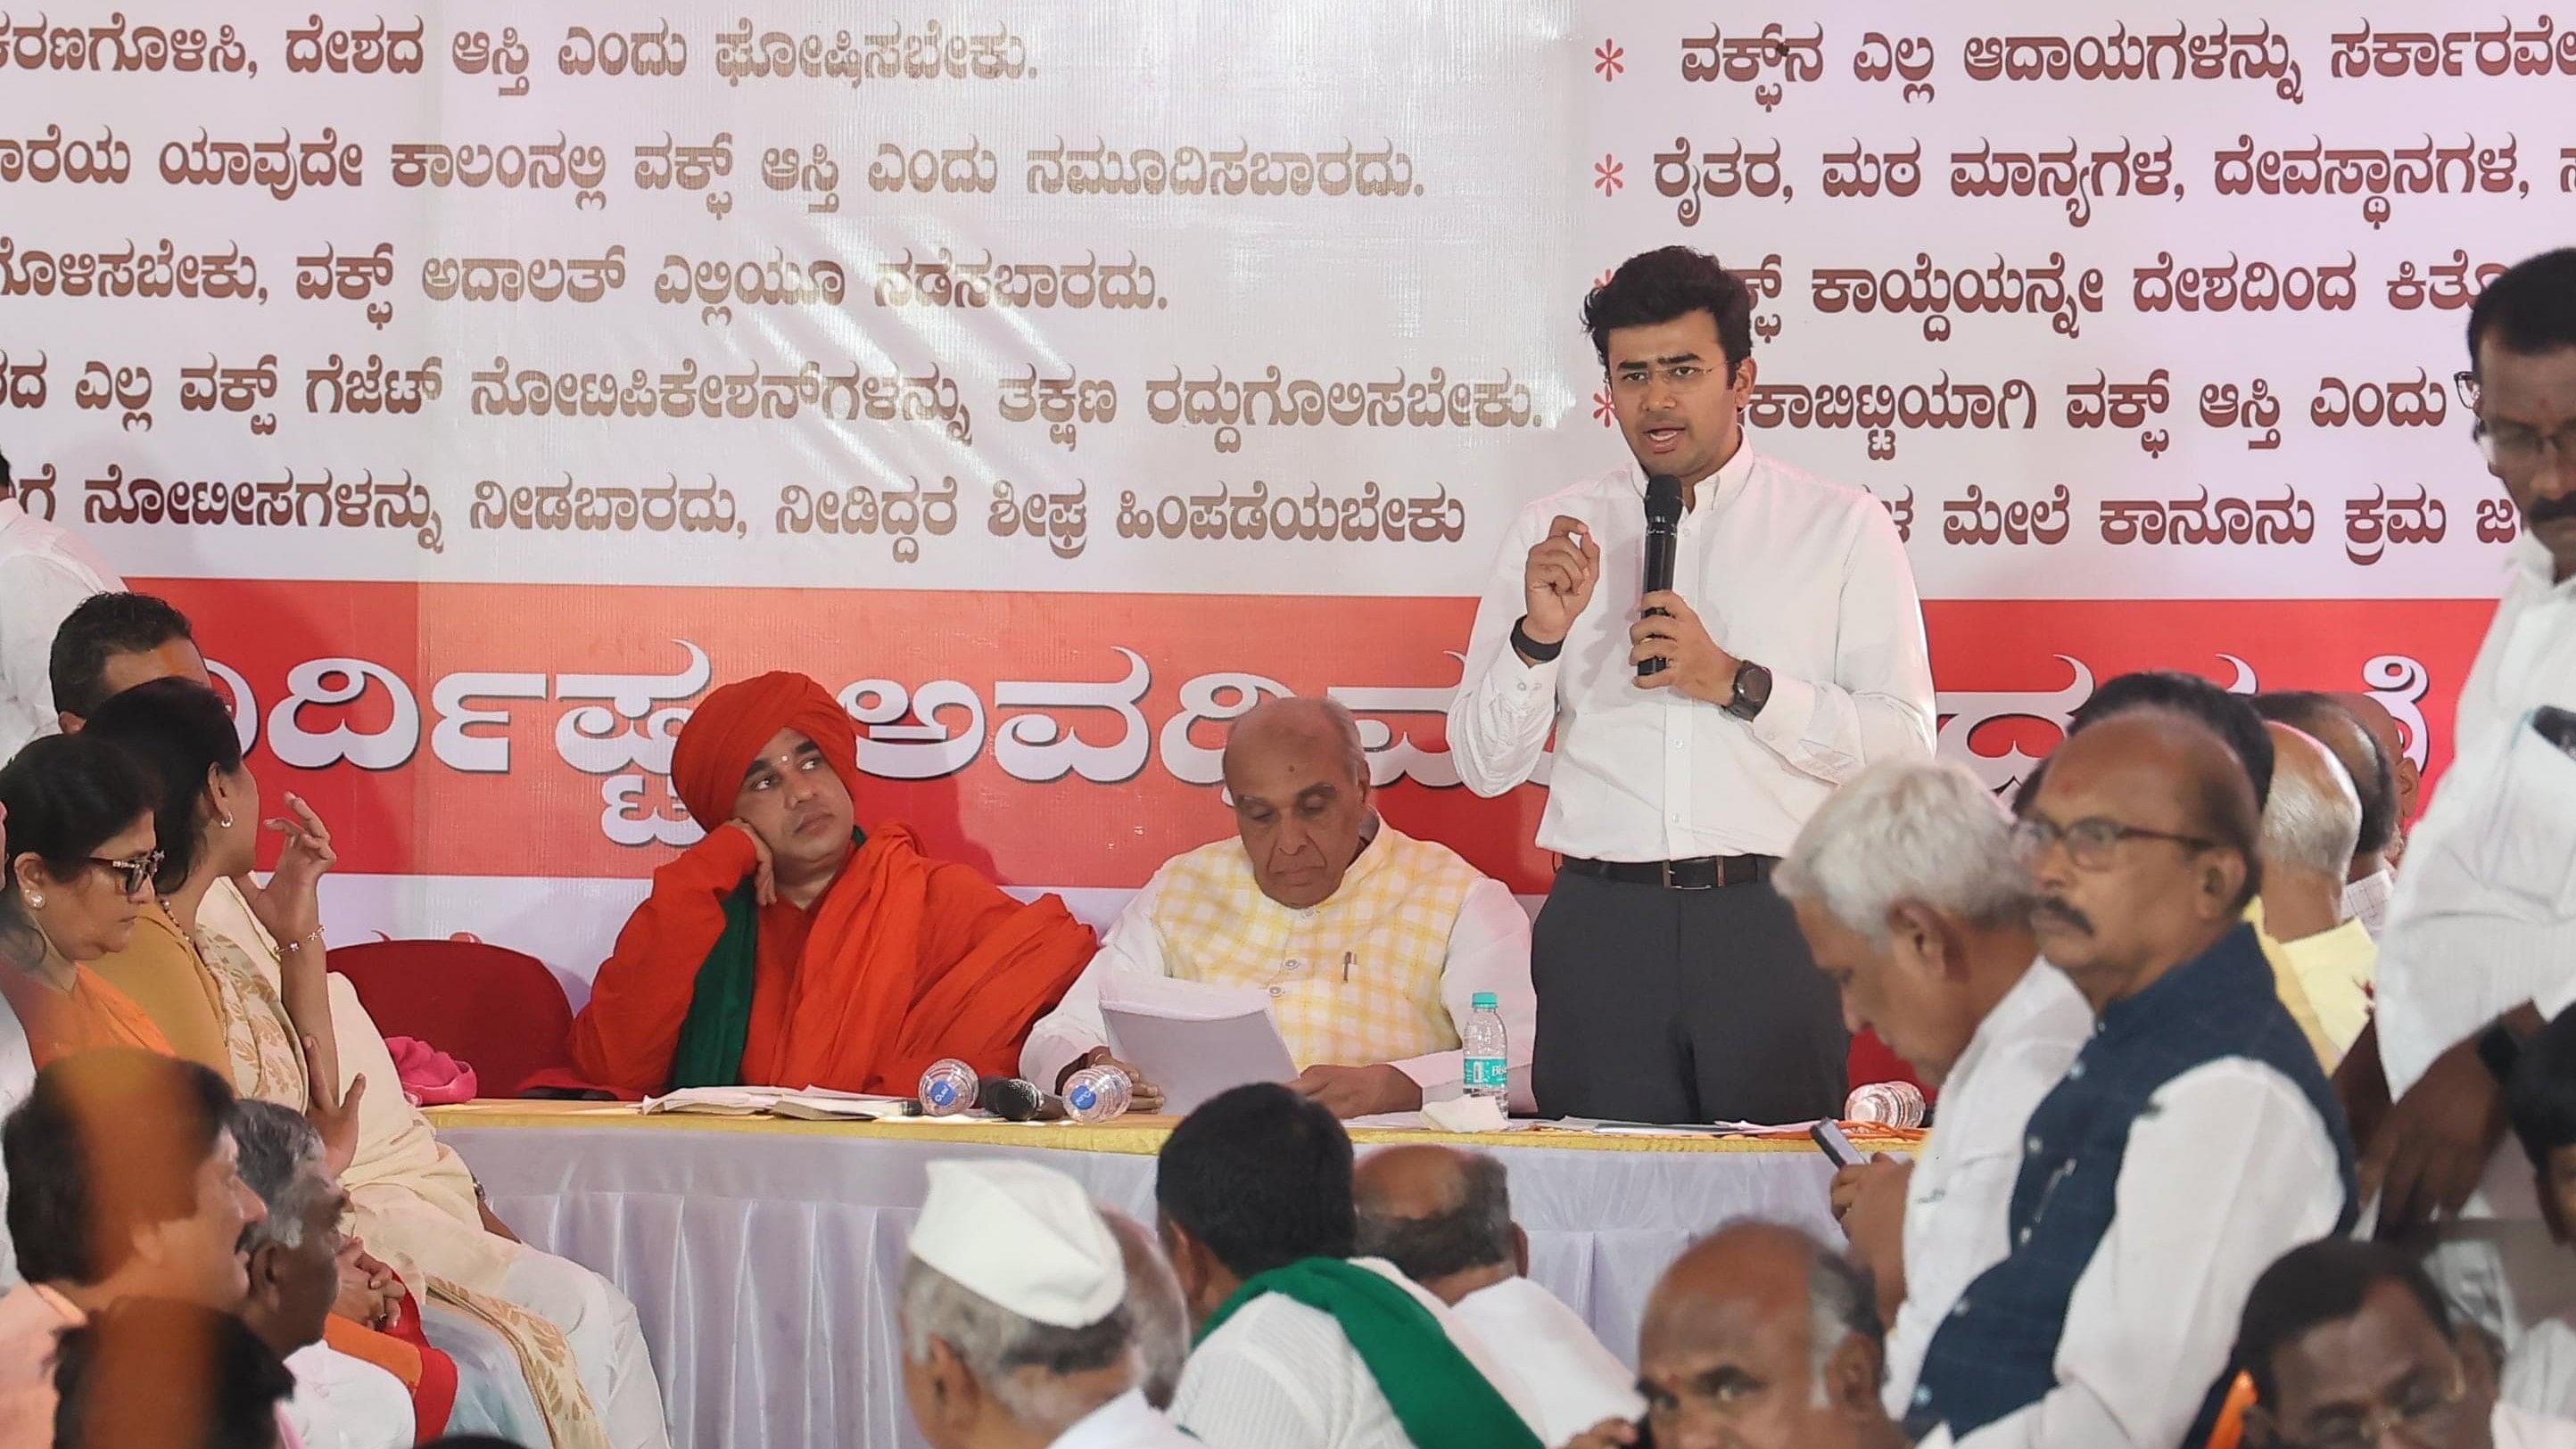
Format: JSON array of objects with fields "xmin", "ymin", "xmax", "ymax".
[{"xmin": 1530, "ymin": 865, "xmax": 1849, "ymax": 1124}]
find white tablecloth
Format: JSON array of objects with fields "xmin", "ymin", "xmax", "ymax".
[{"xmin": 433, "ymin": 1104, "xmax": 1844, "ymax": 1449}]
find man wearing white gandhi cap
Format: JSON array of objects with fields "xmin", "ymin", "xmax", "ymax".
[{"xmin": 903, "ymin": 1158, "xmax": 1199, "ymax": 1449}]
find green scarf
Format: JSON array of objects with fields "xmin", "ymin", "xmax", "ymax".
[
  {"xmin": 666, "ymin": 828, "xmax": 863, "ymax": 1091},
  {"xmin": 1196, "ymin": 1258, "xmax": 1540, "ymax": 1449}
]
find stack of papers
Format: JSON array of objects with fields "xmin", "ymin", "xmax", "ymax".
[
  {"xmin": 1100, "ymin": 976, "xmax": 1298, "ymax": 1116},
  {"xmin": 640, "ymin": 1086, "xmax": 914, "ymax": 1120}
]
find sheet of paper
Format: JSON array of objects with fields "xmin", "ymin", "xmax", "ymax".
[
  {"xmin": 767, "ymin": 1093, "xmax": 907, "ymax": 1122},
  {"xmin": 1102, "ymin": 984, "xmax": 1297, "ymax": 1116},
  {"xmin": 639, "ymin": 1087, "xmax": 786, "ymax": 1116}
]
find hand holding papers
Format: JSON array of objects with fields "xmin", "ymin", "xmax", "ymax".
[{"xmin": 1099, "ymin": 975, "xmax": 1298, "ymax": 1117}]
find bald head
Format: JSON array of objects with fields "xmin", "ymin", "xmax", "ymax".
[
  {"xmin": 1639, "ymin": 1223, "xmax": 1895, "ymax": 1449},
  {"xmin": 1352, "ymin": 1146, "xmax": 1517, "ymax": 1304},
  {"xmin": 1222, "ymin": 697, "xmax": 1375, "ymax": 910},
  {"xmin": 2025, "ymin": 710, "xmax": 2261, "ymax": 1001},
  {"xmin": 1099, "ymin": 1208, "xmax": 1188, "ymax": 1411},
  {"xmin": 2259, "ymin": 724, "xmax": 2361, "ymax": 877}
]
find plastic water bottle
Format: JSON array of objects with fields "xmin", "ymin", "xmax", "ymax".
[
  {"xmin": 920, "ymin": 1058, "xmax": 978, "ymax": 1116},
  {"xmin": 1461, "ymin": 991, "xmax": 1509, "ymax": 1107},
  {"xmin": 1845, "ymin": 1081, "xmax": 1927, "ymax": 1129},
  {"xmin": 1062, "ymin": 1065, "xmax": 1134, "ymax": 1125}
]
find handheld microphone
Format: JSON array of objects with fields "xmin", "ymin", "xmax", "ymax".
[
  {"xmin": 1639, "ymin": 473, "xmax": 1684, "ymax": 679},
  {"xmin": 978, "ymin": 1075, "xmax": 1068, "ymax": 1122}
]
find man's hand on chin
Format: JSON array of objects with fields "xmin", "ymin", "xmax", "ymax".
[{"xmin": 1288, "ymin": 1063, "xmax": 1424, "ymax": 1119}]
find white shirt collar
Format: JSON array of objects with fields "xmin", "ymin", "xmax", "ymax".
[
  {"xmin": 1622, "ymin": 438, "xmax": 1758, "ymax": 516},
  {"xmin": 1046, "ymin": 1388, "xmax": 1185, "ymax": 1449}
]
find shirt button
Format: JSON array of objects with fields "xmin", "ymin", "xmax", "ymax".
[
  {"xmin": 2017, "ymin": 1226, "xmax": 2032, "ymax": 1246},
  {"xmin": 2067, "ymin": 1061, "xmax": 2085, "ymax": 1081},
  {"xmin": 2025, "ymin": 1134, "xmax": 2042, "ymax": 1156},
  {"xmin": 1267, "ymin": 986, "xmax": 1284, "ymax": 999},
  {"xmin": 1951, "ymin": 1297, "xmax": 1970, "ymax": 1318},
  {"xmin": 1914, "ymin": 1387, "xmax": 1932, "ymax": 1407}
]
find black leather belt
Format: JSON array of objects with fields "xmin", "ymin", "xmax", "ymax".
[{"xmin": 1562, "ymin": 855, "xmax": 1776, "ymax": 891}]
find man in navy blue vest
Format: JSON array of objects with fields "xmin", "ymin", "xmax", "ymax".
[{"xmin": 1905, "ymin": 707, "xmax": 2357, "ymax": 1449}]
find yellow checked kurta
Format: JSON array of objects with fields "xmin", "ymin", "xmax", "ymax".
[{"xmin": 1147, "ymin": 825, "xmax": 1480, "ymax": 1070}]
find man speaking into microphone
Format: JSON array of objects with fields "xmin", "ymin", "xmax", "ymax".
[{"xmin": 1446, "ymin": 246, "xmax": 1936, "ymax": 1124}]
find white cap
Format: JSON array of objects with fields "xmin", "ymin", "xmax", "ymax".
[{"xmin": 908, "ymin": 1159, "xmax": 1126, "ymax": 1329}]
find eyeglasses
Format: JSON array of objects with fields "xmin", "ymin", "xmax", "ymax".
[
  {"xmin": 2460, "ymin": 372, "xmax": 2576, "ymax": 473},
  {"xmin": 85, "ymin": 850, "xmax": 165, "ymax": 896},
  {"xmin": 2273, "ymin": 1363, "xmax": 2473, "ymax": 1449},
  {"xmin": 2009, "ymin": 816, "xmax": 2214, "ymax": 871}
]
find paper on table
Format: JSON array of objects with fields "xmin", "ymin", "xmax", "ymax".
[
  {"xmin": 639, "ymin": 1087, "xmax": 785, "ymax": 1116},
  {"xmin": 1100, "ymin": 976, "xmax": 1296, "ymax": 1117}
]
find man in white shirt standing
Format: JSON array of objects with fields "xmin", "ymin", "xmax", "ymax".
[
  {"xmin": 902, "ymin": 1158, "xmax": 1198, "ymax": 1449},
  {"xmin": 2234, "ymin": 1239, "xmax": 2576, "ymax": 1449},
  {"xmin": 1024, "ymin": 697, "xmax": 1535, "ymax": 1119},
  {"xmin": 1157, "ymin": 1083, "xmax": 1545, "ymax": 1449},
  {"xmin": 1904, "ymin": 709, "xmax": 2353, "ymax": 1449},
  {"xmin": 1350, "ymin": 1144, "xmax": 1642, "ymax": 1445},
  {"xmin": 0, "ymin": 451, "xmax": 121, "ymax": 763},
  {"xmin": 1770, "ymin": 760, "xmax": 2092, "ymax": 1420},
  {"xmin": 1447, "ymin": 246, "xmax": 1936, "ymax": 1124},
  {"xmin": 2341, "ymin": 246, "xmax": 2576, "ymax": 1352}
]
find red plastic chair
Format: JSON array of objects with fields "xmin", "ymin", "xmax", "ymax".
[{"xmin": 329, "ymin": 939, "xmax": 577, "ymax": 1098}]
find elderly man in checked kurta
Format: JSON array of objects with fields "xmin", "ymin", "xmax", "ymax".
[{"xmin": 1022, "ymin": 697, "xmax": 1537, "ymax": 1119}]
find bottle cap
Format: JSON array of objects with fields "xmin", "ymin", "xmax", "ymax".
[{"xmin": 1471, "ymin": 992, "xmax": 1499, "ymax": 1010}]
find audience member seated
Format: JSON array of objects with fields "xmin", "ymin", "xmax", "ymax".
[
  {"xmin": 1773, "ymin": 760, "xmax": 2091, "ymax": 1418},
  {"xmin": 1100, "ymin": 1207, "xmax": 1191, "ymax": 1412},
  {"xmin": 1905, "ymin": 708, "xmax": 2355, "ymax": 1449},
  {"xmin": 0, "ymin": 450, "xmax": 120, "ymax": 765},
  {"xmin": 2328, "ymin": 690, "xmax": 2421, "ymax": 880},
  {"xmin": 1155, "ymin": 1082, "xmax": 1542, "ymax": 1449},
  {"xmin": 0, "ymin": 1050, "xmax": 264, "ymax": 1449},
  {"xmin": 2253, "ymin": 691, "xmax": 2402, "ymax": 936},
  {"xmin": 570, "ymin": 670, "xmax": 1096, "ymax": 1096},
  {"xmin": 2020, "ymin": 669, "xmax": 2335, "ymax": 1066},
  {"xmin": 1351, "ymin": 1144, "xmax": 1639, "ymax": 1444},
  {"xmin": 2235, "ymin": 1239, "xmax": 2576, "ymax": 1449},
  {"xmin": 51, "ymin": 1297, "xmax": 294, "ymax": 1449},
  {"xmin": 2253, "ymin": 721, "xmax": 2377, "ymax": 1062},
  {"xmin": 902, "ymin": 1159, "xmax": 1195, "ymax": 1449},
  {"xmin": 0, "ymin": 736, "xmax": 179, "ymax": 1062},
  {"xmin": 2505, "ymin": 1007, "xmax": 2576, "ymax": 1419},
  {"xmin": 1569, "ymin": 1221, "xmax": 1905, "ymax": 1449},
  {"xmin": 231, "ymin": 1099, "xmax": 416, "ymax": 1449},
  {"xmin": 1024, "ymin": 696, "xmax": 1534, "ymax": 1119},
  {"xmin": 58, "ymin": 598, "xmax": 675, "ymax": 1449}
]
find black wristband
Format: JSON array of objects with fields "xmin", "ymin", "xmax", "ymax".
[
  {"xmin": 1510, "ymin": 617, "xmax": 1564, "ymax": 663},
  {"xmin": 2479, "ymin": 1021, "xmax": 2522, "ymax": 1085}
]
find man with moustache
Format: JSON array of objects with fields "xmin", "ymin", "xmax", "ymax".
[
  {"xmin": 2334, "ymin": 248, "xmax": 2576, "ymax": 1355},
  {"xmin": 1903, "ymin": 710, "xmax": 2354, "ymax": 1449},
  {"xmin": 1446, "ymin": 245, "xmax": 1936, "ymax": 1124}
]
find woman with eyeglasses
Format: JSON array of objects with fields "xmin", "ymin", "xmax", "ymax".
[
  {"xmin": 0, "ymin": 732, "xmax": 179, "ymax": 1063},
  {"xmin": 80, "ymin": 677, "xmax": 355, "ymax": 1165}
]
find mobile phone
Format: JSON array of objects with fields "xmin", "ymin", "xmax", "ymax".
[
  {"xmin": 2535, "ymin": 705, "xmax": 2576, "ymax": 759},
  {"xmin": 1810, "ymin": 1119, "xmax": 1865, "ymax": 1168}
]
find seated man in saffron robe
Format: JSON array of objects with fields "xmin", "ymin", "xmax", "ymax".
[
  {"xmin": 1022, "ymin": 696, "xmax": 1535, "ymax": 1119},
  {"xmin": 570, "ymin": 671, "xmax": 1099, "ymax": 1096}
]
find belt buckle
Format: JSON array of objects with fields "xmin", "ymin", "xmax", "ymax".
[{"xmin": 1664, "ymin": 859, "xmax": 1713, "ymax": 892}]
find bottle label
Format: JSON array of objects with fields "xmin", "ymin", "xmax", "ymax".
[{"xmin": 1464, "ymin": 1056, "xmax": 1508, "ymax": 1090}]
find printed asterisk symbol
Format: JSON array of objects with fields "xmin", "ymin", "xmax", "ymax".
[
  {"xmin": 1592, "ymin": 388, "xmax": 1616, "ymax": 425},
  {"xmin": 1593, "ymin": 39, "xmax": 1625, "ymax": 78},
  {"xmin": 1592, "ymin": 154, "xmax": 1623, "ymax": 196}
]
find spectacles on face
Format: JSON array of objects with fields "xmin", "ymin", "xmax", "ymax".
[
  {"xmin": 2459, "ymin": 372, "xmax": 2576, "ymax": 474},
  {"xmin": 2009, "ymin": 816, "xmax": 2214, "ymax": 872},
  {"xmin": 85, "ymin": 850, "xmax": 165, "ymax": 896},
  {"xmin": 2273, "ymin": 1362, "xmax": 2473, "ymax": 1449}
]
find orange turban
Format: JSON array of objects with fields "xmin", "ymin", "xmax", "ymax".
[{"xmin": 670, "ymin": 671, "xmax": 861, "ymax": 827}]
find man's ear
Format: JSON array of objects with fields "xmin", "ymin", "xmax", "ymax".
[
  {"xmin": 244, "ymin": 1241, "xmax": 285, "ymax": 1304},
  {"xmin": 1825, "ymin": 1335, "xmax": 1882, "ymax": 1416},
  {"xmin": 1886, "ymin": 902, "xmax": 1955, "ymax": 980},
  {"xmin": 56, "ymin": 711, "xmax": 83, "ymax": 736},
  {"xmin": 1510, "ymin": 1223, "xmax": 1530, "ymax": 1279},
  {"xmin": 923, "ymin": 1336, "xmax": 984, "ymax": 1430}
]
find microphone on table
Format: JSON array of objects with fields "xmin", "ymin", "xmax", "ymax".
[
  {"xmin": 978, "ymin": 1075, "xmax": 1068, "ymax": 1122},
  {"xmin": 1638, "ymin": 473, "xmax": 1684, "ymax": 680}
]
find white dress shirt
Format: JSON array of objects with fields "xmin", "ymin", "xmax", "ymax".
[
  {"xmin": 1020, "ymin": 866, "xmax": 1536, "ymax": 1107},
  {"xmin": 2343, "ymin": 869, "xmax": 2397, "ymax": 938},
  {"xmin": 281, "ymin": 1341, "xmax": 416, "ymax": 1449},
  {"xmin": 1881, "ymin": 962, "xmax": 2093, "ymax": 1420},
  {"xmin": 1916, "ymin": 1060, "xmax": 2348, "ymax": 1449},
  {"xmin": 2498, "ymin": 1399, "xmax": 2576, "ymax": 1449},
  {"xmin": 1046, "ymin": 1387, "xmax": 1201, "ymax": 1449},
  {"xmin": 1447, "ymin": 443, "xmax": 1935, "ymax": 860},
  {"xmin": 1449, "ymin": 1275, "xmax": 1643, "ymax": 1444},
  {"xmin": 2374, "ymin": 532, "xmax": 2576, "ymax": 1239},
  {"xmin": 1171, "ymin": 1256, "xmax": 1545, "ymax": 1449},
  {"xmin": 0, "ymin": 506, "xmax": 120, "ymax": 762}
]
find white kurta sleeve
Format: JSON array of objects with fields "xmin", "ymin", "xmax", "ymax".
[
  {"xmin": 1739, "ymin": 505, "xmax": 1936, "ymax": 786},
  {"xmin": 1019, "ymin": 873, "xmax": 1174, "ymax": 1091},
  {"xmin": 1446, "ymin": 507, "xmax": 1563, "ymax": 797}
]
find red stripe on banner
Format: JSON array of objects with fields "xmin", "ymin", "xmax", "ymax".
[{"xmin": 136, "ymin": 580, "xmax": 2496, "ymax": 893}]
